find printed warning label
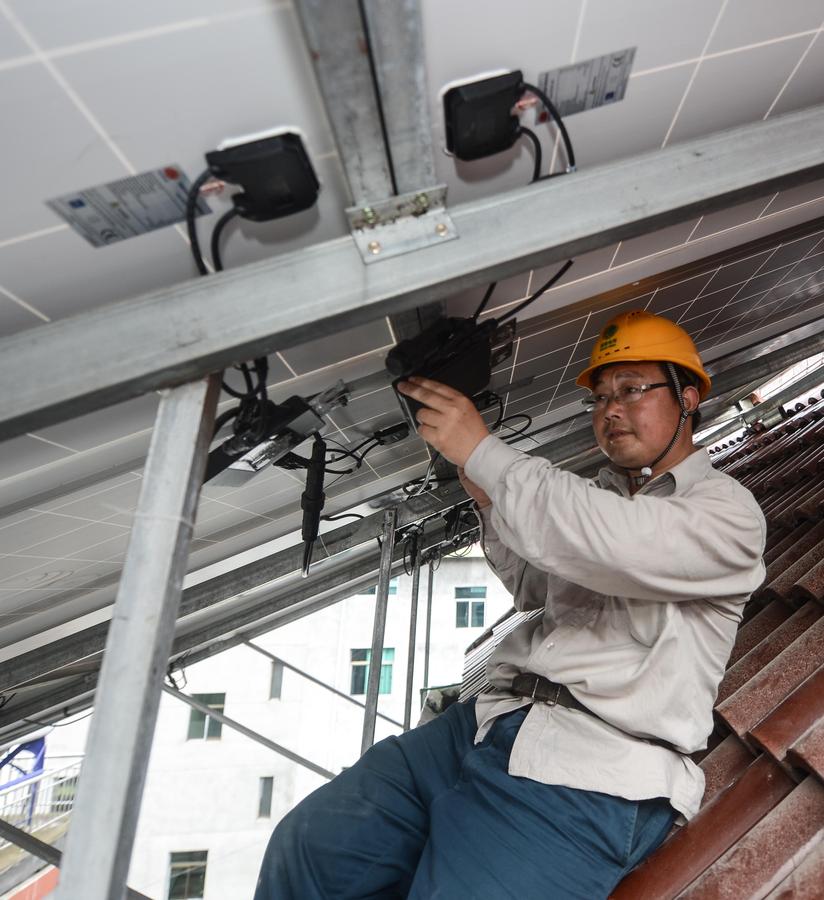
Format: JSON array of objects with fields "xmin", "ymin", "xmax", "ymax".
[
  {"xmin": 47, "ymin": 165, "xmax": 211, "ymax": 248},
  {"xmin": 538, "ymin": 48, "xmax": 636, "ymax": 118}
]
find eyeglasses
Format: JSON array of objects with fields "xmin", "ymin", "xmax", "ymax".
[{"xmin": 581, "ymin": 382, "xmax": 669, "ymax": 413}]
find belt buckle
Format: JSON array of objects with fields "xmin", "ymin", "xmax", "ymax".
[{"xmin": 529, "ymin": 676, "xmax": 561, "ymax": 706}]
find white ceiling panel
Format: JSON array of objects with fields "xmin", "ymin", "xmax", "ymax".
[
  {"xmin": 4, "ymin": 0, "xmax": 281, "ymax": 50},
  {"xmin": 557, "ymin": 65, "xmax": 694, "ymax": 170},
  {"xmin": 0, "ymin": 291, "xmax": 47, "ymax": 335},
  {"xmin": 0, "ymin": 435, "xmax": 74, "ymax": 480},
  {"xmin": 706, "ymin": 0, "xmax": 823, "ymax": 54},
  {"xmin": 612, "ymin": 219, "xmax": 701, "ymax": 268},
  {"xmin": 0, "ymin": 10, "xmax": 25, "ymax": 58},
  {"xmin": 770, "ymin": 31, "xmax": 824, "ymax": 116},
  {"xmin": 666, "ymin": 36, "xmax": 812, "ymax": 145},
  {"xmin": 0, "ymin": 62, "xmax": 125, "ymax": 242},
  {"xmin": 31, "ymin": 394, "xmax": 159, "ymax": 453},
  {"xmin": 51, "ymin": 5, "xmax": 335, "ymax": 169},
  {"xmin": 0, "ymin": 227, "xmax": 196, "ymax": 330},
  {"xmin": 578, "ymin": 0, "xmax": 722, "ymax": 72}
]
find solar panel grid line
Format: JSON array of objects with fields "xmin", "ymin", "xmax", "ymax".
[
  {"xmin": 499, "ymin": 337, "xmax": 523, "ymax": 420},
  {"xmin": 659, "ymin": 0, "xmax": 730, "ymax": 150},
  {"xmin": 762, "ymin": 23, "xmax": 824, "ymax": 122},
  {"xmin": 542, "ymin": 314, "xmax": 592, "ymax": 416},
  {"xmin": 690, "ymin": 246, "xmax": 782, "ymax": 341},
  {"xmin": 673, "ymin": 264, "xmax": 722, "ymax": 324},
  {"xmin": 713, "ymin": 242, "xmax": 824, "ymax": 345}
]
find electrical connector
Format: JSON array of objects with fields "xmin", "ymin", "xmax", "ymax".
[{"xmin": 373, "ymin": 423, "xmax": 410, "ymax": 445}]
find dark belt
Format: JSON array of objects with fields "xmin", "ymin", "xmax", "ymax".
[{"xmin": 509, "ymin": 673, "xmax": 679, "ymax": 753}]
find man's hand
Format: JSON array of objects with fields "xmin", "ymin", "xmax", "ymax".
[
  {"xmin": 457, "ymin": 467, "xmax": 492, "ymax": 509},
  {"xmin": 397, "ymin": 376, "xmax": 489, "ymax": 468}
]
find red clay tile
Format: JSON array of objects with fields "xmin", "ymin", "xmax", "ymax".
[
  {"xmin": 716, "ymin": 615, "xmax": 824, "ymax": 738},
  {"xmin": 727, "ymin": 600, "xmax": 793, "ymax": 667},
  {"xmin": 757, "ymin": 522, "xmax": 824, "ymax": 590},
  {"xmin": 699, "ymin": 734, "xmax": 756, "ymax": 806},
  {"xmin": 760, "ymin": 540, "xmax": 824, "ymax": 605},
  {"xmin": 677, "ymin": 777, "xmax": 824, "ymax": 900},
  {"xmin": 788, "ymin": 717, "xmax": 824, "ymax": 782},
  {"xmin": 792, "ymin": 553, "xmax": 824, "ymax": 604},
  {"xmin": 610, "ymin": 756, "xmax": 794, "ymax": 900},
  {"xmin": 716, "ymin": 602, "xmax": 822, "ymax": 704},
  {"xmin": 764, "ymin": 839, "xmax": 824, "ymax": 899},
  {"xmin": 749, "ymin": 665, "xmax": 824, "ymax": 762}
]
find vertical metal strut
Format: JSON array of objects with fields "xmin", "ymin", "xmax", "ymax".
[
  {"xmin": 361, "ymin": 508, "xmax": 398, "ymax": 755},
  {"xmin": 55, "ymin": 376, "xmax": 219, "ymax": 900},
  {"xmin": 402, "ymin": 534, "xmax": 422, "ymax": 730},
  {"xmin": 423, "ymin": 561, "xmax": 435, "ymax": 691}
]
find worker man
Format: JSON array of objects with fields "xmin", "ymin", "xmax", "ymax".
[{"xmin": 254, "ymin": 310, "xmax": 765, "ymax": 899}]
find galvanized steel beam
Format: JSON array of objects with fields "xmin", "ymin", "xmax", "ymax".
[
  {"xmin": 3, "ymin": 106, "xmax": 824, "ymax": 439},
  {"xmin": 54, "ymin": 376, "xmax": 219, "ymax": 900}
]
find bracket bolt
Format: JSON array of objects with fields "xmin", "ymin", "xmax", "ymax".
[
  {"xmin": 368, "ymin": 240, "xmax": 382, "ymax": 255},
  {"xmin": 435, "ymin": 223, "xmax": 448, "ymax": 237},
  {"xmin": 362, "ymin": 206, "xmax": 378, "ymax": 225},
  {"xmin": 414, "ymin": 192, "xmax": 430, "ymax": 210}
]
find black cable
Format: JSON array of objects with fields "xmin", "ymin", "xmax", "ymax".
[
  {"xmin": 472, "ymin": 282, "xmax": 498, "ymax": 320},
  {"xmin": 519, "ymin": 126, "xmax": 542, "ymax": 182},
  {"xmin": 521, "ymin": 81, "xmax": 576, "ymax": 172},
  {"xmin": 321, "ymin": 512, "xmax": 365, "ymax": 523},
  {"xmin": 212, "ymin": 407, "xmax": 239, "ymax": 438},
  {"xmin": 499, "ymin": 413, "xmax": 533, "ymax": 438},
  {"xmin": 210, "ymin": 207, "xmax": 240, "ymax": 272},
  {"xmin": 185, "ymin": 168, "xmax": 213, "ymax": 276},
  {"xmin": 497, "ymin": 259, "xmax": 574, "ymax": 323}
]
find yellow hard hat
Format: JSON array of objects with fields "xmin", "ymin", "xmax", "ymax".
[{"xmin": 576, "ymin": 310, "xmax": 711, "ymax": 399}]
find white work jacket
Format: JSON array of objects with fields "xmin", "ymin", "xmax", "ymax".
[{"xmin": 464, "ymin": 435, "xmax": 766, "ymax": 820}]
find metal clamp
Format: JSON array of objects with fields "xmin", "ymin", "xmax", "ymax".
[{"xmin": 346, "ymin": 185, "xmax": 457, "ymax": 264}]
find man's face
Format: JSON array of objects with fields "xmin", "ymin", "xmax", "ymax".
[{"xmin": 590, "ymin": 362, "xmax": 684, "ymax": 471}]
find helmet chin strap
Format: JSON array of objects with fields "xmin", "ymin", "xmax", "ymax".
[{"xmin": 631, "ymin": 362, "xmax": 693, "ymax": 487}]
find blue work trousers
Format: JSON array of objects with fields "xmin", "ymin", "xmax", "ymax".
[{"xmin": 254, "ymin": 700, "xmax": 675, "ymax": 899}]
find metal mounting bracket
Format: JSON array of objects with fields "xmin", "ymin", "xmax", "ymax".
[{"xmin": 346, "ymin": 184, "xmax": 457, "ymax": 264}]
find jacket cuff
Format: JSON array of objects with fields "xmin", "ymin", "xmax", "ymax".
[{"xmin": 464, "ymin": 434, "xmax": 524, "ymax": 500}]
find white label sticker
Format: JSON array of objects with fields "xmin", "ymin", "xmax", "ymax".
[
  {"xmin": 47, "ymin": 165, "xmax": 211, "ymax": 248},
  {"xmin": 538, "ymin": 48, "xmax": 636, "ymax": 118}
]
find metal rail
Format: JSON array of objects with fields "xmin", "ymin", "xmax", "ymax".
[
  {"xmin": 163, "ymin": 686, "xmax": 335, "ymax": 781},
  {"xmin": 361, "ymin": 509, "xmax": 398, "ymax": 754},
  {"xmin": 403, "ymin": 535, "xmax": 422, "ymax": 730},
  {"xmin": 243, "ymin": 640, "xmax": 404, "ymax": 729},
  {"xmin": 3, "ymin": 106, "xmax": 824, "ymax": 439}
]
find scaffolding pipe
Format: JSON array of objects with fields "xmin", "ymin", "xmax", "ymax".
[
  {"xmin": 163, "ymin": 686, "xmax": 335, "ymax": 780},
  {"xmin": 54, "ymin": 375, "xmax": 220, "ymax": 900},
  {"xmin": 0, "ymin": 818, "xmax": 151, "ymax": 899},
  {"xmin": 423, "ymin": 561, "xmax": 435, "ymax": 691},
  {"xmin": 243, "ymin": 641, "xmax": 404, "ymax": 729},
  {"xmin": 361, "ymin": 508, "xmax": 398, "ymax": 755},
  {"xmin": 403, "ymin": 534, "xmax": 422, "ymax": 731}
]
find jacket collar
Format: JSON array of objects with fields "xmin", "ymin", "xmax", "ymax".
[{"xmin": 598, "ymin": 447, "xmax": 710, "ymax": 496}]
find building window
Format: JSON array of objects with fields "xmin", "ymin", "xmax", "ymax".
[
  {"xmin": 258, "ymin": 776, "xmax": 274, "ymax": 818},
  {"xmin": 350, "ymin": 648, "xmax": 395, "ymax": 695},
  {"xmin": 455, "ymin": 588, "xmax": 486, "ymax": 628},
  {"xmin": 186, "ymin": 693, "xmax": 225, "ymax": 740},
  {"xmin": 269, "ymin": 661, "xmax": 284, "ymax": 700},
  {"xmin": 168, "ymin": 850, "xmax": 207, "ymax": 899},
  {"xmin": 361, "ymin": 578, "xmax": 398, "ymax": 596}
]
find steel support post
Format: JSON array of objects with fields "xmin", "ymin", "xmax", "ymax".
[
  {"xmin": 0, "ymin": 818, "xmax": 151, "ymax": 900},
  {"xmin": 244, "ymin": 640, "xmax": 404, "ymax": 729},
  {"xmin": 403, "ymin": 536, "xmax": 422, "ymax": 731},
  {"xmin": 163, "ymin": 686, "xmax": 334, "ymax": 780},
  {"xmin": 54, "ymin": 375, "xmax": 220, "ymax": 900},
  {"xmin": 361, "ymin": 508, "xmax": 398, "ymax": 755},
  {"xmin": 422, "ymin": 561, "xmax": 435, "ymax": 691}
]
